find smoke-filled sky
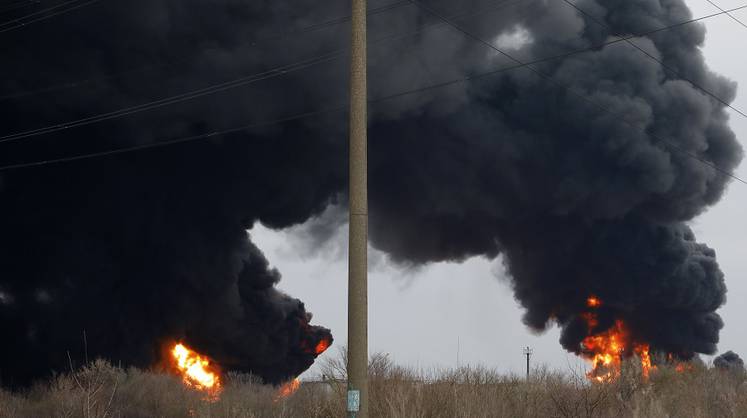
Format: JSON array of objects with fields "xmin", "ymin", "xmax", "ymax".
[
  {"xmin": 260, "ymin": 0, "xmax": 747, "ymax": 377},
  {"xmin": 1, "ymin": 0, "xmax": 745, "ymax": 385}
]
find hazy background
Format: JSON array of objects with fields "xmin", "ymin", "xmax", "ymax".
[{"xmin": 253, "ymin": 0, "xmax": 747, "ymax": 378}]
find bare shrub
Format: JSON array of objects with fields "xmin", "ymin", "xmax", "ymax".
[{"xmin": 2, "ymin": 353, "xmax": 747, "ymax": 417}]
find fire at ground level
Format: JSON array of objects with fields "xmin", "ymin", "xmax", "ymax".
[
  {"xmin": 162, "ymin": 294, "xmax": 702, "ymax": 402},
  {"xmin": 165, "ymin": 337, "xmax": 332, "ymax": 401},
  {"xmin": 578, "ymin": 295, "xmax": 698, "ymax": 382}
]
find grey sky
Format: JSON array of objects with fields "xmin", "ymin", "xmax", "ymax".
[{"xmin": 253, "ymin": 0, "xmax": 747, "ymax": 378}]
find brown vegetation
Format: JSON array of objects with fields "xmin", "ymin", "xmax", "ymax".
[{"xmin": 1, "ymin": 351, "xmax": 745, "ymax": 418}]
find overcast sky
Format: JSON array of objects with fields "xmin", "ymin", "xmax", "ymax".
[{"xmin": 253, "ymin": 0, "xmax": 747, "ymax": 378}]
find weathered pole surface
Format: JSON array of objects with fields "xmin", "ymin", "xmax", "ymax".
[{"xmin": 347, "ymin": 0, "xmax": 368, "ymax": 416}]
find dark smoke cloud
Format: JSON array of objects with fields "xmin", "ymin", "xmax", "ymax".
[
  {"xmin": 714, "ymin": 351, "xmax": 744, "ymax": 371},
  {"xmin": 0, "ymin": 0, "xmax": 740, "ymax": 384}
]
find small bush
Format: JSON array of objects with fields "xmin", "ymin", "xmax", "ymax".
[{"xmin": 1, "ymin": 353, "xmax": 745, "ymax": 418}]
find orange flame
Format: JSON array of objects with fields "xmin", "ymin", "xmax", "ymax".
[
  {"xmin": 635, "ymin": 344, "xmax": 653, "ymax": 379},
  {"xmin": 315, "ymin": 338, "xmax": 331, "ymax": 355},
  {"xmin": 275, "ymin": 378, "xmax": 301, "ymax": 401},
  {"xmin": 675, "ymin": 362, "xmax": 693, "ymax": 373},
  {"xmin": 667, "ymin": 354, "xmax": 693, "ymax": 373},
  {"xmin": 582, "ymin": 319, "xmax": 627, "ymax": 382},
  {"xmin": 580, "ymin": 297, "xmax": 655, "ymax": 382},
  {"xmin": 170, "ymin": 343, "xmax": 222, "ymax": 398},
  {"xmin": 587, "ymin": 296, "xmax": 602, "ymax": 308}
]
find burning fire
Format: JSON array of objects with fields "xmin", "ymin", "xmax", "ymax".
[
  {"xmin": 275, "ymin": 378, "xmax": 301, "ymax": 401},
  {"xmin": 273, "ymin": 336, "xmax": 327, "ymax": 401},
  {"xmin": 675, "ymin": 362, "xmax": 693, "ymax": 373},
  {"xmin": 667, "ymin": 354, "xmax": 693, "ymax": 373},
  {"xmin": 637, "ymin": 345, "xmax": 653, "ymax": 379},
  {"xmin": 315, "ymin": 338, "xmax": 331, "ymax": 355},
  {"xmin": 580, "ymin": 296, "xmax": 654, "ymax": 381},
  {"xmin": 586, "ymin": 295, "xmax": 602, "ymax": 308},
  {"xmin": 170, "ymin": 343, "xmax": 222, "ymax": 398},
  {"xmin": 302, "ymin": 335, "xmax": 332, "ymax": 356}
]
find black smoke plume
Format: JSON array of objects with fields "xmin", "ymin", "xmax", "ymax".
[
  {"xmin": 714, "ymin": 351, "xmax": 744, "ymax": 371},
  {"xmin": 0, "ymin": 0, "xmax": 741, "ymax": 384}
]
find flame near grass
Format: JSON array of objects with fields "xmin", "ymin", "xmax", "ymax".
[
  {"xmin": 275, "ymin": 377, "xmax": 301, "ymax": 401},
  {"xmin": 580, "ymin": 296, "xmax": 655, "ymax": 381},
  {"xmin": 170, "ymin": 342, "xmax": 222, "ymax": 399}
]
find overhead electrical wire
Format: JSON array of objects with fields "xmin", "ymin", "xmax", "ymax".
[
  {"xmin": 559, "ymin": 0, "xmax": 746, "ymax": 118},
  {"xmin": 0, "ymin": 52, "xmax": 345, "ymax": 143},
  {"xmin": 369, "ymin": 6, "xmax": 747, "ymax": 105},
  {"xmin": 0, "ymin": 0, "xmax": 414, "ymax": 102},
  {"xmin": 0, "ymin": 106, "xmax": 349, "ymax": 171},
  {"xmin": 0, "ymin": 0, "xmax": 525, "ymax": 144},
  {"xmin": 0, "ymin": 0, "xmax": 84, "ymax": 26},
  {"xmin": 703, "ymin": 0, "xmax": 747, "ymax": 29},
  {"xmin": 0, "ymin": 3, "xmax": 745, "ymax": 185},
  {"xmin": 0, "ymin": 0, "xmax": 525, "ymax": 103},
  {"xmin": 406, "ymin": 0, "xmax": 747, "ymax": 185},
  {"xmin": 0, "ymin": 0, "xmax": 102, "ymax": 34}
]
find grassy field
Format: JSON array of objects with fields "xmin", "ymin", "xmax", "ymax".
[{"xmin": 1, "ymin": 351, "xmax": 745, "ymax": 418}]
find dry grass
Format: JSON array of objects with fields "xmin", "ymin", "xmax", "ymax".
[{"xmin": 1, "ymin": 352, "xmax": 746, "ymax": 418}]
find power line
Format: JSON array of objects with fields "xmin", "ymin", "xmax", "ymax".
[
  {"xmin": 704, "ymin": 0, "xmax": 747, "ymax": 30},
  {"xmin": 0, "ymin": 0, "xmax": 413, "ymax": 102},
  {"xmin": 0, "ymin": 0, "xmax": 525, "ymax": 144},
  {"xmin": 0, "ymin": 0, "xmax": 523, "ymax": 103},
  {"xmin": 1, "ymin": 4, "xmax": 745, "ymax": 182},
  {"xmin": 0, "ymin": 0, "xmax": 84, "ymax": 26},
  {"xmin": 560, "ymin": 0, "xmax": 746, "ymax": 118},
  {"xmin": 0, "ymin": 52, "xmax": 344, "ymax": 144},
  {"xmin": 407, "ymin": 0, "xmax": 747, "ymax": 185},
  {"xmin": 371, "ymin": 3, "xmax": 747, "ymax": 105},
  {"xmin": 0, "ymin": 0, "xmax": 102, "ymax": 34},
  {"xmin": 0, "ymin": 105, "xmax": 347, "ymax": 171}
]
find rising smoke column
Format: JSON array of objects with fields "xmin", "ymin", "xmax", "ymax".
[
  {"xmin": 0, "ymin": 135, "xmax": 337, "ymax": 385},
  {"xmin": 0, "ymin": 0, "xmax": 741, "ymax": 384},
  {"xmin": 366, "ymin": 0, "xmax": 741, "ymax": 359}
]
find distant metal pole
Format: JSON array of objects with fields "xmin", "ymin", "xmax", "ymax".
[
  {"xmin": 347, "ymin": 0, "xmax": 368, "ymax": 416},
  {"xmin": 523, "ymin": 347, "xmax": 533, "ymax": 380}
]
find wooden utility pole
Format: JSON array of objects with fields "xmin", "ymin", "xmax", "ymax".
[{"xmin": 347, "ymin": 0, "xmax": 368, "ymax": 416}]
